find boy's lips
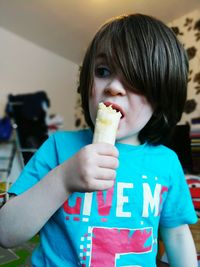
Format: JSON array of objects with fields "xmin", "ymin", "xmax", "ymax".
[{"xmin": 103, "ymin": 101, "xmax": 125, "ymax": 118}]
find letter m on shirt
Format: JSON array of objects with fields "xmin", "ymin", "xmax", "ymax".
[{"xmin": 142, "ymin": 183, "xmax": 161, "ymax": 217}]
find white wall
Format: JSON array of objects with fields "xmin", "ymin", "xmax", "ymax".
[{"xmin": 0, "ymin": 27, "xmax": 79, "ymax": 130}]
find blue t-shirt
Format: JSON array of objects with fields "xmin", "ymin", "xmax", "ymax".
[{"xmin": 9, "ymin": 129, "xmax": 197, "ymax": 267}]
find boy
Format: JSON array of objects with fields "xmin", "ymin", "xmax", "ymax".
[{"xmin": 0, "ymin": 14, "xmax": 198, "ymax": 267}]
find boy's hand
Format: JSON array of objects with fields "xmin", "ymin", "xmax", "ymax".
[{"xmin": 61, "ymin": 143, "xmax": 119, "ymax": 193}]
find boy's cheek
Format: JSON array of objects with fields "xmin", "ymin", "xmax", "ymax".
[{"xmin": 88, "ymin": 99, "xmax": 98, "ymax": 125}]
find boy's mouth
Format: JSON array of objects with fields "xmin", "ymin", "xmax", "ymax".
[{"xmin": 103, "ymin": 101, "xmax": 125, "ymax": 118}]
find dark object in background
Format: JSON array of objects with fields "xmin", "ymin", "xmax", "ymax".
[
  {"xmin": 165, "ymin": 124, "xmax": 193, "ymax": 174},
  {"xmin": 6, "ymin": 91, "xmax": 50, "ymax": 164}
]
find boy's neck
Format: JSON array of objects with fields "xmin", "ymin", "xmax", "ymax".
[{"xmin": 117, "ymin": 134, "xmax": 141, "ymax": 146}]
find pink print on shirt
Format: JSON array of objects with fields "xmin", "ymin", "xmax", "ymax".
[
  {"xmin": 89, "ymin": 227, "xmax": 153, "ymax": 266},
  {"xmin": 63, "ymin": 180, "xmax": 167, "ymax": 266}
]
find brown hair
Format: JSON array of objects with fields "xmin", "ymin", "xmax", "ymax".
[{"xmin": 78, "ymin": 14, "xmax": 188, "ymax": 144}]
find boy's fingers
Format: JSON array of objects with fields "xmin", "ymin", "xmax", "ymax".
[
  {"xmin": 89, "ymin": 180, "xmax": 115, "ymax": 192},
  {"xmin": 96, "ymin": 180, "xmax": 115, "ymax": 191},
  {"xmin": 94, "ymin": 143, "xmax": 119, "ymax": 157},
  {"xmin": 98, "ymin": 156, "xmax": 119, "ymax": 169},
  {"xmin": 95, "ymin": 168, "xmax": 116, "ymax": 180}
]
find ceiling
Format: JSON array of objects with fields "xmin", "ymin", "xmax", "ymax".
[{"xmin": 0, "ymin": 0, "xmax": 200, "ymax": 64}]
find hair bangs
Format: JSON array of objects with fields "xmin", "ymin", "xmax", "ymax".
[{"xmin": 94, "ymin": 20, "xmax": 146, "ymax": 95}]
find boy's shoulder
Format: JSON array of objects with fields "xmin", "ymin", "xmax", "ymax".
[
  {"xmin": 146, "ymin": 143, "xmax": 179, "ymax": 160},
  {"xmin": 52, "ymin": 128, "xmax": 90, "ymax": 138},
  {"xmin": 144, "ymin": 144, "xmax": 182, "ymax": 174},
  {"xmin": 36, "ymin": 129, "xmax": 93, "ymax": 160},
  {"xmin": 151, "ymin": 144, "xmax": 176, "ymax": 153},
  {"xmin": 51, "ymin": 128, "xmax": 92, "ymax": 145}
]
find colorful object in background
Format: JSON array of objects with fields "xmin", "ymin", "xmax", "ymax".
[
  {"xmin": 0, "ymin": 116, "xmax": 12, "ymax": 141},
  {"xmin": 0, "ymin": 181, "xmax": 11, "ymax": 207},
  {"xmin": 186, "ymin": 174, "xmax": 200, "ymax": 217},
  {"xmin": 190, "ymin": 117, "xmax": 200, "ymax": 174}
]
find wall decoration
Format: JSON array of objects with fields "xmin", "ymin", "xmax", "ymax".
[
  {"xmin": 74, "ymin": 93, "xmax": 88, "ymax": 129},
  {"xmin": 169, "ymin": 9, "xmax": 200, "ymax": 124}
]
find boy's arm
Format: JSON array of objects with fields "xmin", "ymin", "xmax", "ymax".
[
  {"xmin": 0, "ymin": 143, "xmax": 118, "ymax": 248},
  {"xmin": 0, "ymin": 164, "xmax": 69, "ymax": 248},
  {"xmin": 160, "ymin": 224, "xmax": 198, "ymax": 267}
]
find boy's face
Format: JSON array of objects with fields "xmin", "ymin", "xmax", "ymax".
[{"xmin": 89, "ymin": 55, "xmax": 154, "ymax": 145}]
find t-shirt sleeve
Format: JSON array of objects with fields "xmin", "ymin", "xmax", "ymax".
[
  {"xmin": 159, "ymin": 153, "xmax": 198, "ymax": 228},
  {"xmin": 8, "ymin": 134, "xmax": 58, "ymax": 196}
]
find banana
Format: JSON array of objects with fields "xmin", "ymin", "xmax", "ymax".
[{"xmin": 93, "ymin": 102, "xmax": 122, "ymax": 145}]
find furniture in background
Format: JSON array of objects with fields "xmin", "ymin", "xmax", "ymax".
[
  {"xmin": 6, "ymin": 91, "xmax": 50, "ymax": 165},
  {"xmin": 165, "ymin": 124, "xmax": 193, "ymax": 173},
  {"xmin": 0, "ymin": 137, "xmax": 15, "ymax": 206},
  {"xmin": 190, "ymin": 117, "xmax": 200, "ymax": 174},
  {"xmin": 163, "ymin": 123, "xmax": 200, "ymax": 263}
]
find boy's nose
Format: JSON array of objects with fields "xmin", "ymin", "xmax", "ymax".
[{"xmin": 104, "ymin": 79, "xmax": 126, "ymax": 96}]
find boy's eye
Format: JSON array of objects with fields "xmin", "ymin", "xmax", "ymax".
[{"xmin": 95, "ymin": 66, "xmax": 111, "ymax": 78}]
